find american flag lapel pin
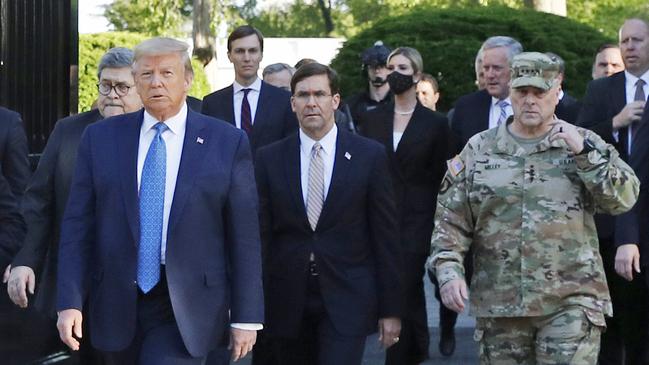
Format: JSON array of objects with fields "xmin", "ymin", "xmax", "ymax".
[
  {"xmin": 344, "ymin": 152, "xmax": 351, "ymax": 160},
  {"xmin": 196, "ymin": 137, "xmax": 204, "ymax": 144}
]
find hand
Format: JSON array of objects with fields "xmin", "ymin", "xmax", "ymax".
[
  {"xmin": 612, "ymin": 101, "xmax": 645, "ymax": 130},
  {"xmin": 378, "ymin": 317, "xmax": 401, "ymax": 349},
  {"xmin": 7, "ymin": 266, "xmax": 35, "ymax": 308},
  {"xmin": 2, "ymin": 264, "xmax": 10, "ymax": 283},
  {"xmin": 229, "ymin": 327, "xmax": 257, "ymax": 362},
  {"xmin": 440, "ymin": 278, "xmax": 468, "ymax": 313},
  {"xmin": 57, "ymin": 309, "xmax": 83, "ymax": 351},
  {"xmin": 615, "ymin": 244, "xmax": 641, "ymax": 281},
  {"xmin": 549, "ymin": 121, "xmax": 585, "ymax": 154}
]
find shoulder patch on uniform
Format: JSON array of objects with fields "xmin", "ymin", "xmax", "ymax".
[{"xmin": 447, "ymin": 155, "xmax": 465, "ymax": 177}]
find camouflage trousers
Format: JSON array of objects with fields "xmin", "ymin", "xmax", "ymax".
[{"xmin": 475, "ymin": 306, "xmax": 604, "ymax": 364}]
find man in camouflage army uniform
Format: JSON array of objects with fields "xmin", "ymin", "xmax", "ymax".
[{"xmin": 428, "ymin": 52, "xmax": 640, "ymax": 364}]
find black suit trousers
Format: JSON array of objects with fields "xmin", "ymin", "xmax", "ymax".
[
  {"xmin": 272, "ymin": 275, "xmax": 366, "ymax": 365},
  {"xmin": 101, "ymin": 269, "xmax": 209, "ymax": 365},
  {"xmin": 385, "ymin": 252, "xmax": 429, "ymax": 365}
]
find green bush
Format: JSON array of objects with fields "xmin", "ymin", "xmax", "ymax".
[
  {"xmin": 330, "ymin": 6, "xmax": 612, "ymax": 112},
  {"xmin": 79, "ymin": 32, "xmax": 210, "ymax": 112}
]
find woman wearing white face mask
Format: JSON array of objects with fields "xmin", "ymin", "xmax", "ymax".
[{"xmin": 358, "ymin": 47, "xmax": 453, "ymax": 365}]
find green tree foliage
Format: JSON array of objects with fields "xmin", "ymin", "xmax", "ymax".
[
  {"xmin": 331, "ymin": 6, "xmax": 610, "ymax": 112},
  {"xmin": 247, "ymin": 0, "xmax": 354, "ymax": 37},
  {"xmin": 79, "ymin": 32, "xmax": 210, "ymax": 112},
  {"xmin": 567, "ymin": 0, "xmax": 649, "ymax": 39},
  {"xmin": 104, "ymin": 0, "xmax": 189, "ymax": 36}
]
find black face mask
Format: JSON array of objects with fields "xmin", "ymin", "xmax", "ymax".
[
  {"xmin": 387, "ymin": 71, "xmax": 414, "ymax": 94},
  {"xmin": 370, "ymin": 76, "xmax": 387, "ymax": 88}
]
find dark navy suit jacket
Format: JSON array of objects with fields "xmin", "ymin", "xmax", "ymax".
[
  {"xmin": 615, "ymin": 102, "xmax": 649, "ymax": 266},
  {"xmin": 57, "ymin": 108, "xmax": 264, "ymax": 356},
  {"xmin": 201, "ymin": 81, "xmax": 297, "ymax": 153},
  {"xmin": 13, "ymin": 109, "xmax": 102, "ymax": 317},
  {"xmin": 577, "ymin": 71, "xmax": 628, "ymax": 242},
  {"xmin": 255, "ymin": 130, "xmax": 403, "ymax": 338},
  {"xmin": 449, "ymin": 89, "xmax": 492, "ymax": 152}
]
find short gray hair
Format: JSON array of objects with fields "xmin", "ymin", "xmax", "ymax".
[
  {"xmin": 262, "ymin": 63, "xmax": 295, "ymax": 78},
  {"xmin": 97, "ymin": 47, "xmax": 134, "ymax": 79},
  {"xmin": 480, "ymin": 36, "xmax": 523, "ymax": 64},
  {"xmin": 133, "ymin": 37, "xmax": 193, "ymax": 75}
]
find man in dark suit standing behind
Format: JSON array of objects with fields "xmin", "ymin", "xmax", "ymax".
[
  {"xmin": 5, "ymin": 47, "xmax": 142, "ymax": 364},
  {"xmin": 578, "ymin": 18, "xmax": 649, "ymax": 365},
  {"xmin": 56, "ymin": 37, "xmax": 263, "ymax": 364},
  {"xmin": 255, "ymin": 63, "xmax": 402, "ymax": 365},
  {"xmin": 450, "ymin": 36, "xmax": 523, "ymax": 149},
  {"xmin": 201, "ymin": 25, "xmax": 297, "ymax": 153}
]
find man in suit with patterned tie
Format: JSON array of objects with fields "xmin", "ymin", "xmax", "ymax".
[
  {"xmin": 201, "ymin": 25, "xmax": 297, "ymax": 154},
  {"xmin": 450, "ymin": 36, "xmax": 523, "ymax": 149},
  {"xmin": 578, "ymin": 18, "xmax": 649, "ymax": 365},
  {"xmin": 56, "ymin": 37, "xmax": 264, "ymax": 365},
  {"xmin": 255, "ymin": 63, "xmax": 403, "ymax": 365}
]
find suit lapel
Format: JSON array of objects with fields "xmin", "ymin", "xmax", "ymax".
[
  {"xmin": 118, "ymin": 110, "xmax": 145, "ymax": 245},
  {"xmin": 480, "ymin": 90, "xmax": 492, "ymax": 132},
  {"xmin": 614, "ymin": 73, "xmax": 631, "ymax": 159},
  {"xmin": 283, "ymin": 134, "xmax": 309, "ymax": 227},
  {"xmin": 316, "ymin": 130, "xmax": 352, "ymax": 230},
  {"xmin": 167, "ymin": 111, "xmax": 209, "ymax": 234},
  {"xmin": 395, "ymin": 104, "xmax": 426, "ymax": 158},
  {"xmin": 223, "ymin": 85, "xmax": 235, "ymax": 125},
  {"xmin": 250, "ymin": 82, "xmax": 272, "ymax": 147}
]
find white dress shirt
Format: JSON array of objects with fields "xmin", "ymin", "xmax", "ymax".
[
  {"xmin": 300, "ymin": 124, "xmax": 337, "ymax": 205},
  {"xmin": 233, "ymin": 77, "xmax": 262, "ymax": 129},
  {"xmin": 137, "ymin": 103, "xmax": 187, "ymax": 265},
  {"xmin": 137, "ymin": 102, "xmax": 261, "ymax": 331},
  {"xmin": 489, "ymin": 96, "xmax": 513, "ymax": 129}
]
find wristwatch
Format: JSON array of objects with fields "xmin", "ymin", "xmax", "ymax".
[{"xmin": 578, "ymin": 138, "xmax": 596, "ymax": 155}]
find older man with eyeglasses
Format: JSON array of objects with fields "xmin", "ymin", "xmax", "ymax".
[{"xmin": 4, "ymin": 47, "xmax": 142, "ymax": 364}]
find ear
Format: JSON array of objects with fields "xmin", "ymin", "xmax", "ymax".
[
  {"xmin": 184, "ymin": 72, "xmax": 194, "ymax": 93},
  {"xmin": 332, "ymin": 93, "xmax": 341, "ymax": 110},
  {"xmin": 290, "ymin": 96, "xmax": 297, "ymax": 113},
  {"xmin": 227, "ymin": 51, "xmax": 233, "ymax": 63}
]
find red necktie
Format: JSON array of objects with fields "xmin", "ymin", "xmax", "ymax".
[{"xmin": 241, "ymin": 88, "xmax": 252, "ymax": 135}]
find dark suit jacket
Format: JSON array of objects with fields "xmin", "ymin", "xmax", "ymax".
[
  {"xmin": 12, "ymin": 109, "xmax": 102, "ymax": 317},
  {"xmin": 201, "ymin": 81, "xmax": 298, "ymax": 153},
  {"xmin": 0, "ymin": 107, "xmax": 30, "ymax": 201},
  {"xmin": 555, "ymin": 92, "xmax": 582, "ymax": 124},
  {"xmin": 255, "ymin": 130, "xmax": 402, "ymax": 338},
  {"xmin": 186, "ymin": 96, "xmax": 203, "ymax": 112},
  {"xmin": 359, "ymin": 103, "xmax": 452, "ymax": 254},
  {"xmin": 450, "ymin": 89, "xmax": 492, "ymax": 151},
  {"xmin": 577, "ymin": 71, "xmax": 628, "ymax": 241},
  {"xmin": 616, "ymin": 102, "xmax": 649, "ymax": 266},
  {"xmin": 0, "ymin": 107, "xmax": 29, "ymax": 269},
  {"xmin": 57, "ymin": 109, "xmax": 264, "ymax": 356}
]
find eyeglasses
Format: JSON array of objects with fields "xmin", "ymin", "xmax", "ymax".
[
  {"xmin": 97, "ymin": 82, "xmax": 133, "ymax": 96},
  {"xmin": 293, "ymin": 91, "xmax": 332, "ymax": 103}
]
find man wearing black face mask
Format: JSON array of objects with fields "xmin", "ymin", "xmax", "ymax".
[{"xmin": 345, "ymin": 41, "xmax": 393, "ymax": 131}]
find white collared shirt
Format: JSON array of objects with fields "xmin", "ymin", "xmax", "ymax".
[
  {"xmin": 137, "ymin": 103, "xmax": 187, "ymax": 265},
  {"xmin": 489, "ymin": 96, "xmax": 513, "ymax": 129},
  {"xmin": 300, "ymin": 124, "xmax": 337, "ymax": 205},
  {"xmin": 233, "ymin": 77, "xmax": 262, "ymax": 129}
]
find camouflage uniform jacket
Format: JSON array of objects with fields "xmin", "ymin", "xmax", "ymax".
[{"xmin": 429, "ymin": 121, "xmax": 639, "ymax": 319}]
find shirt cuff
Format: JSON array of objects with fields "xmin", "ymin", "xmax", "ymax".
[
  {"xmin": 612, "ymin": 130, "xmax": 619, "ymax": 142},
  {"xmin": 231, "ymin": 323, "xmax": 264, "ymax": 331}
]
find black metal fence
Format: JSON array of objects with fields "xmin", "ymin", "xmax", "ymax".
[{"xmin": 0, "ymin": 0, "xmax": 78, "ymax": 154}]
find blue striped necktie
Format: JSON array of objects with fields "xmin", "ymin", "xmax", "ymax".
[
  {"xmin": 496, "ymin": 99, "xmax": 510, "ymax": 125},
  {"xmin": 137, "ymin": 122, "xmax": 168, "ymax": 293}
]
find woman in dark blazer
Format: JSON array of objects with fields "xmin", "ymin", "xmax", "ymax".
[{"xmin": 359, "ymin": 46, "xmax": 452, "ymax": 365}]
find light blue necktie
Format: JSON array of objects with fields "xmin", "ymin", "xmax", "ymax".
[
  {"xmin": 137, "ymin": 122, "xmax": 168, "ymax": 293},
  {"xmin": 496, "ymin": 99, "xmax": 510, "ymax": 125}
]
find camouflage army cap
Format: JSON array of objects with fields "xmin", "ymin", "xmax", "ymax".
[{"xmin": 511, "ymin": 52, "xmax": 560, "ymax": 91}]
